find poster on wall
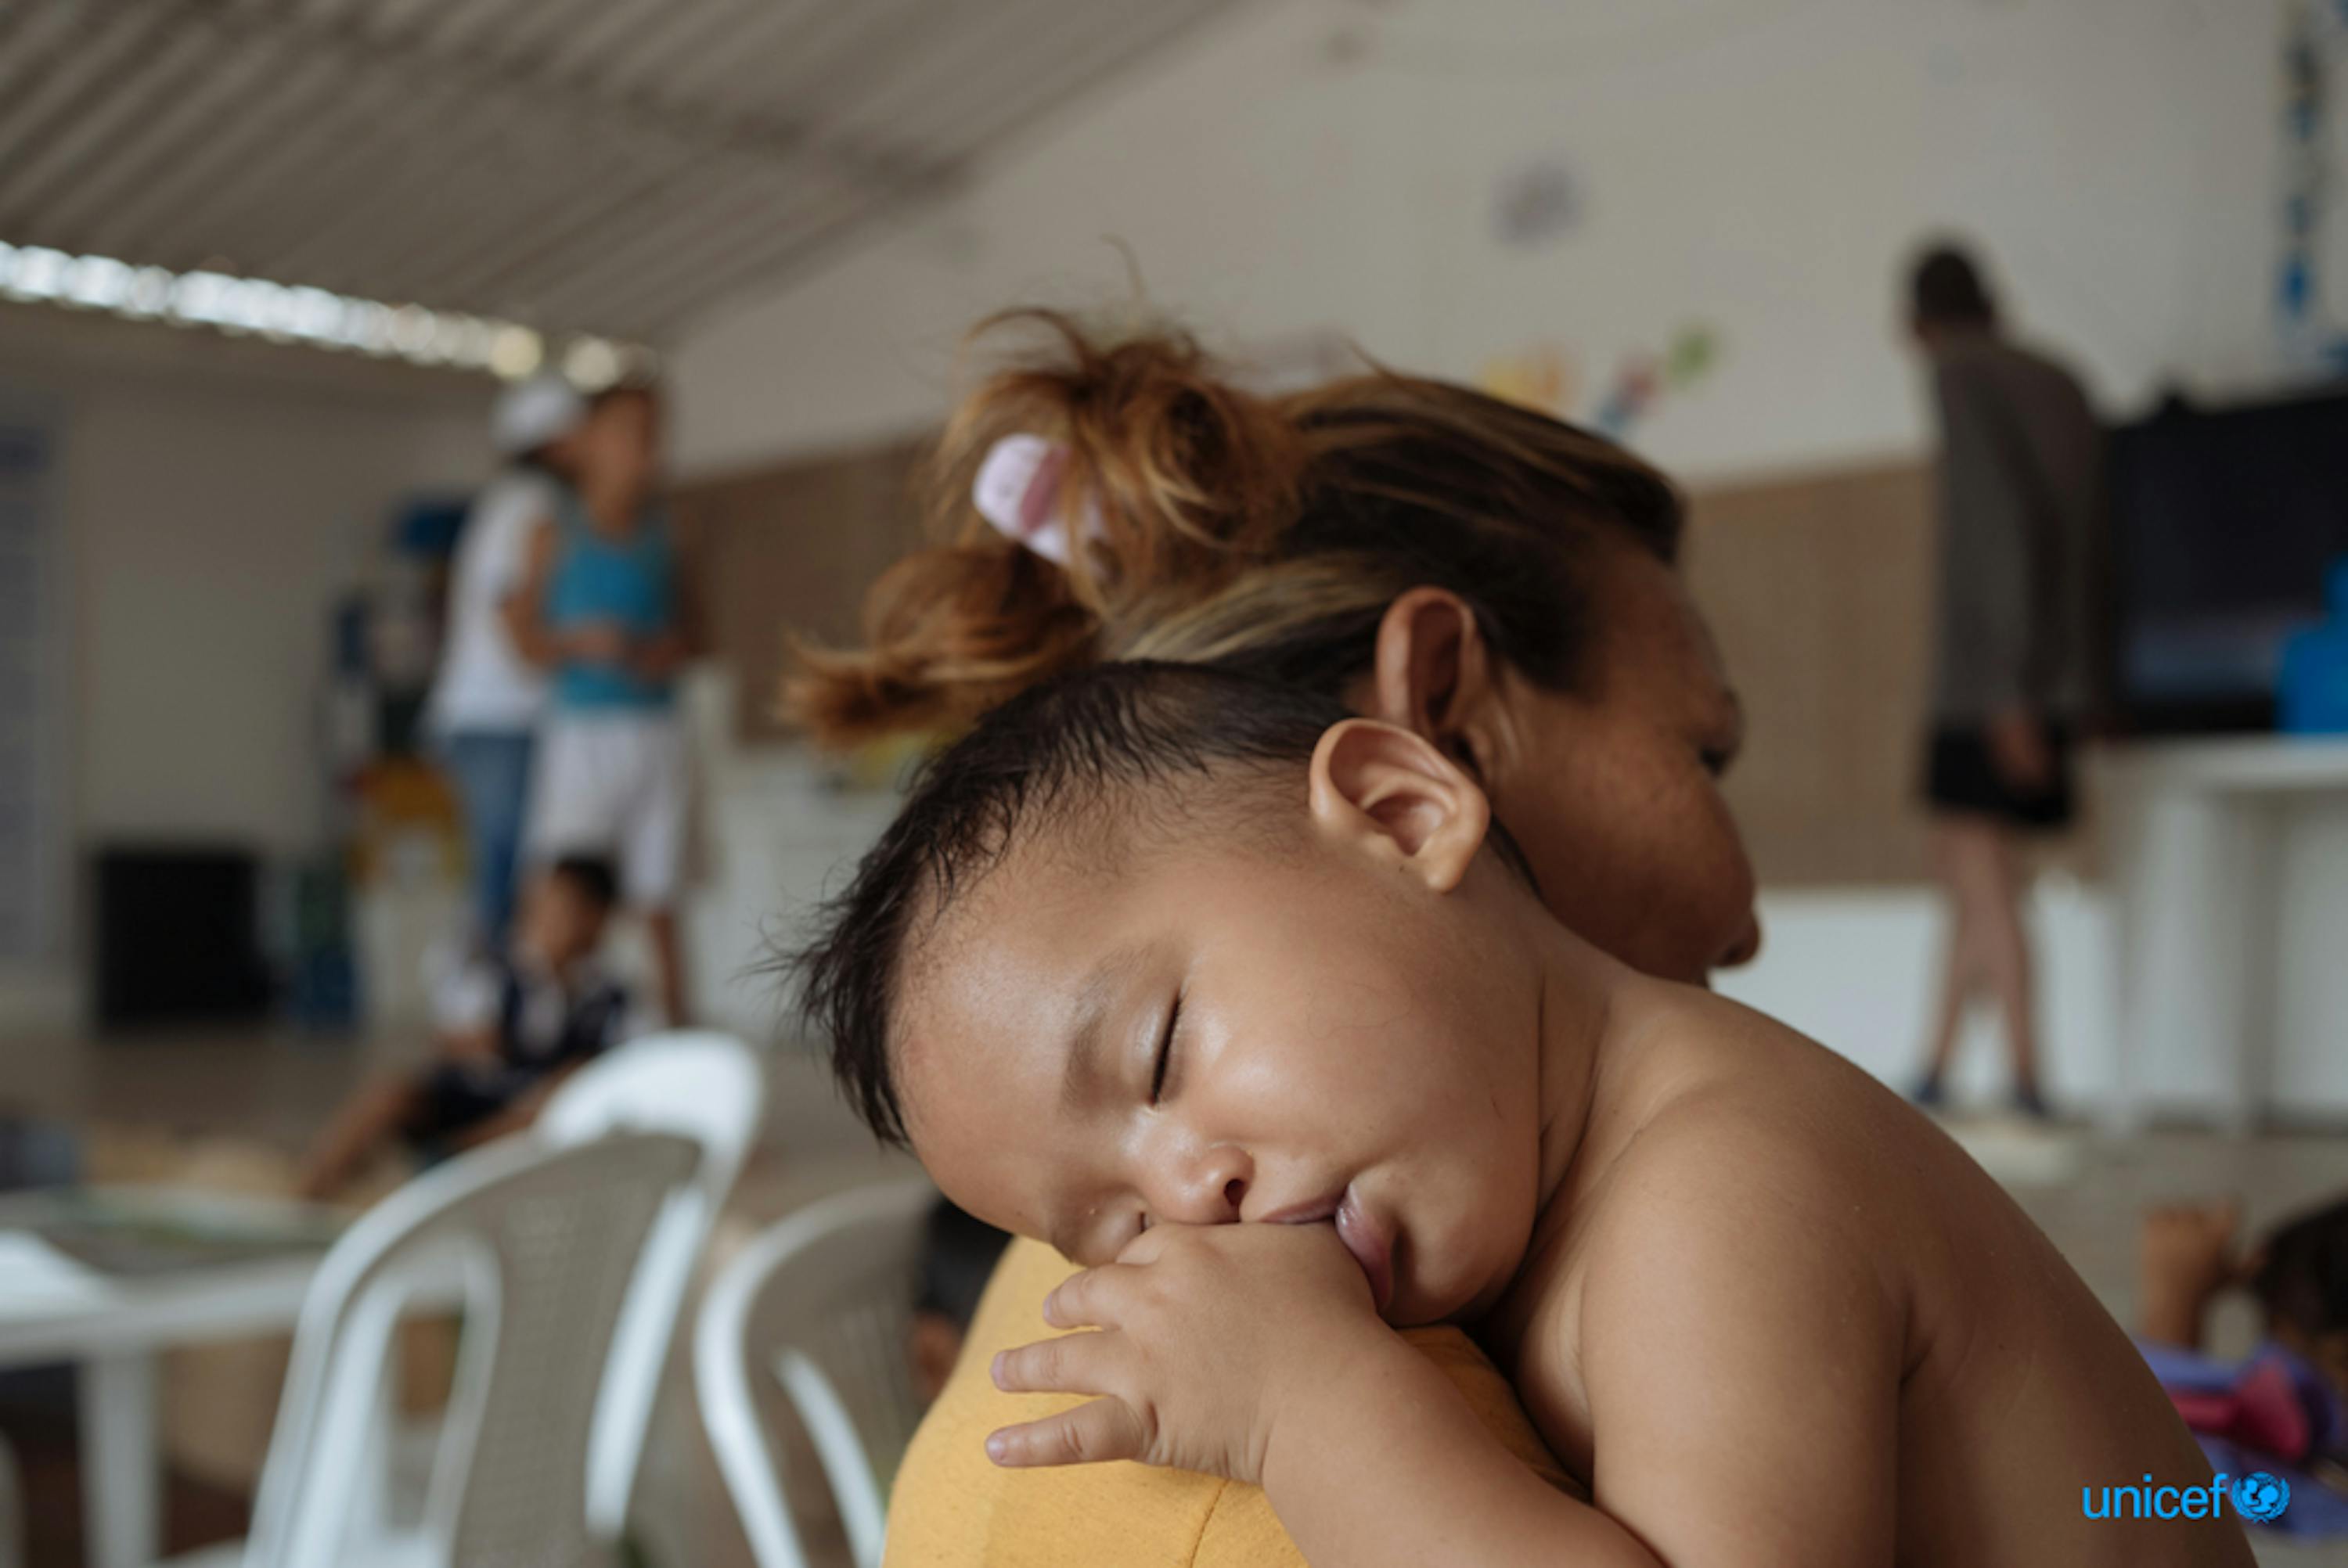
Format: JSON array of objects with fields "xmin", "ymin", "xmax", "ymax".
[{"xmin": 0, "ymin": 390, "xmax": 61, "ymax": 962}]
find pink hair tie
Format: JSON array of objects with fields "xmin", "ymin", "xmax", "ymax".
[{"xmin": 973, "ymin": 434, "xmax": 1102, "ymax": 567}]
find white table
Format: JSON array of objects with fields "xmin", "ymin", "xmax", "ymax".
[
  {"xmin": 2104, "ymin": 735, "xmax": 2348, "ymax": 1133},
  {"xmin": 0, "ymin": 1189, "xmax": 337, "ymax": 1568}
]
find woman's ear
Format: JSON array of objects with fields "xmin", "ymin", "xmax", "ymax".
[
  {"xmin": 1307, "ymin": 718, "xmax": 1491, "ymax": 894},
  {"xmin": 1368, "ymin": 588, "xmax": 1503, "ymax": 779}
]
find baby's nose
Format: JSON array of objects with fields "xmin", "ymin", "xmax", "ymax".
[
  {"xmin": 1169, "ymin": 1157, "xmax": 1247, "ymax": 1224},
  {"xmin": 1219, "ymin": 1175, "xmax": 1247, "ymax": 1220}
]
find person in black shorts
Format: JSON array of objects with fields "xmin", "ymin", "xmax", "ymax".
[
  {"xmin": 300, "ymin": 855, "xmax": 637, "ymax": 1197},
  {"xmin": 1903, "ymin": 242, "xmax": 2102, "ymax": 1119}
]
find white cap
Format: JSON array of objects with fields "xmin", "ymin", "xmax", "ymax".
[{"xmin": 492, "ymin": 374, "xmax": 587, "ymax": 456}]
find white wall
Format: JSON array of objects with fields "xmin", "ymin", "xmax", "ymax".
[
  {"xmin": 1717, "ymin": 883, "xmax": 2123, "ymax": 1110},
  {"xmin": 0, "ymin": 305, "xmax": 492, "ymax": 1028},
  {"xmin": 668, "ymin": 0, "xmax": 2290, "ymax": 482},
  {"xmin": 662, "ymin": 0, "xmax": 2348, "ymax": 1124}
]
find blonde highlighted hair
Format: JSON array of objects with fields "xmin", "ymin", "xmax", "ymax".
[{"xmin": 786, "ymin": 311, "xmax": 1683, "ymax": 746}]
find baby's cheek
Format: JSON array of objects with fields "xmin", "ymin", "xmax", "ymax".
[{"xmin": 902, "ymin": 1134, "xmax": 1026, "ymax": 1246}]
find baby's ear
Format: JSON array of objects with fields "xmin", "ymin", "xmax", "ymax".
[{"xmin": 1308, "ymin": 718, "xmax": 1491, "ymax": 894}]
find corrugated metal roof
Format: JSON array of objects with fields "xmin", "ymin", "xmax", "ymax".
[{"xmin": 0, "ymin": 0, "xmax": 1241, "ymax": 347}]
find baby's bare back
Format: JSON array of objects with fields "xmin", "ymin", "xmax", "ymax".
[{"xmin": 1494, "ymin": 986, "xmax": 2255, "ymax": 1566}]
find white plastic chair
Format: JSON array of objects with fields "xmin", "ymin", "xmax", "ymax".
[
  {"xmin": 173, "ymin": 1030, "xmax": 762, "ymax": 1568},
  {"xmin": 695, "ymin": 1180, "xmax": 937, "ymax": 1568},
  {"xmin": 536, "ymin": 1030, "xmax": 765, "ymax": 1541},
  {"xmin": 230, "ymin": 1127, "xmax": 700, "ymax": 1568}
]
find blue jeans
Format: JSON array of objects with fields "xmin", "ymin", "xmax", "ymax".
[{"xmin": 441, "ymin": 729, "xmax": 535, "ymax": 948}]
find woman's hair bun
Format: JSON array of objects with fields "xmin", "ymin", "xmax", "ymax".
[{"xmin": 785, "ymin": 311, "xmax": 1304, "ymax": 746}]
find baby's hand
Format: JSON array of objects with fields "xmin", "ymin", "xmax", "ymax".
[{"xmin": 987, "ymin": 1221, "xmax": 1386, "ymax": 1484}]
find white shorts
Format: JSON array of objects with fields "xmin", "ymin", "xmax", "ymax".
[{"xmin": 527, "ymin": 712, "xmax": 690, "ymax": 905}]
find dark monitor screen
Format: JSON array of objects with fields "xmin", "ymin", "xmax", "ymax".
[{"xmin": 2111, "ymin": 386, "xmax": 2348, "ymax": 733}]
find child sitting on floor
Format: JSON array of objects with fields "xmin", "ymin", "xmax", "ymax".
[
  {"xmin": 2138, "ymin": 1194, "xmax": 2348, "ymax": 1536},
  {"xmin": 301, "ymin": 855, "xmax": 636, "ymax": 1198},
  {"xmin": 789, "ymin": 660, "xmax": 2249, "ymax": 1566}
]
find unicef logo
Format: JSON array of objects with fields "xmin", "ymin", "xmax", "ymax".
[
  {"xmin": 2233, "ymin": 1472, "xmax": 2291, "ymax": 1524},
  {"xmin": 2082, "ymin": 1469, "xmax": 2293, "ymax": 1523}
]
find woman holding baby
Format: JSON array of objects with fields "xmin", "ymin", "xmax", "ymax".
[{"xmin": 784, "ymin": 314, "xmax": 2238, "ymax": 1565}]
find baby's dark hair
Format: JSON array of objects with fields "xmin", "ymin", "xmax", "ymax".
[
  {"xmin": 787, "ymin": 660, "xmax": 1530, "ymax": 1148},
  {"xmin": 2252, "ymin": 1195, "xmax": 2348, "ymax": 1342}
]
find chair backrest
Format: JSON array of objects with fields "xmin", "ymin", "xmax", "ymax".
[
  {"xmin": 537, "ymin": 1030, "xmax": 765, "ymax": 1541},
  {"xmin": 243, "ymin": 1129, "xmax": 702, "ymax": 1568},
  {"xmin": 695, "ymin": 1180, "xmax": 936, "ymax": 1568}
]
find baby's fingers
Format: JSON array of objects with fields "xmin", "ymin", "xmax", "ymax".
[
  {"xmin": 992, "ymin": 1328, "xmax": 1120, "ymax": 1397},
  {"xmin": 1043, "ymin": 1262, "xmax": 1146, "ymax": 1329},
  {"xmin": 986, "ymin": 1396, "xmax": 1150, "ymax": 1469}
]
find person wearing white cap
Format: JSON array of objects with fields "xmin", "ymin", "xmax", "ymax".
[
  {"xmin": 424, "ymin": 374, "xmax": 588, "ymax": 948},
  {"xmin": 505, "ymin": 381, "xmax": 699, "ymax": 1027}
]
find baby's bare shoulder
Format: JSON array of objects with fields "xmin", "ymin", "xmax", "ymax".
[
  {"xmin": 1602, "ymin": 1088, "xmax": 1864, "ymax": 1230},
  {"xmin": 1582, "ymin": 1039, "xmax": 1924, "ymax": 1296}
]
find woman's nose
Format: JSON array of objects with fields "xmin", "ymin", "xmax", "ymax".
[{"xmin": 1720, "ymin": 912, "xmax": 1763, "ymax": 969}]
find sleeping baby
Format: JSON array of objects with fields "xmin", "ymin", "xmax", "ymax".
[{"xmin": 789, "ymin": 660, "xmax": 2251, "ymax": 1566}]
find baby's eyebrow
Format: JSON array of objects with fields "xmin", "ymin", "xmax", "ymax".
[{"xmin": 1058, "ymin": 941, "xmax": 1153, "ymax": 1117}]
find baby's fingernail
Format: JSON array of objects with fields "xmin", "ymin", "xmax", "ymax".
[
  {"xmin": 990, "ymin": 1351, "xmax": 1007, "ymax": 1385},
  {"xmin": 986, "ymin": 1433, "xmax": 1010, "ymax": 1462}
]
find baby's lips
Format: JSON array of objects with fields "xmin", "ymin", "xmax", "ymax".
[{"xmin": 1334, "ymin": 1192, "xmax": 1395, "ymax": 1314}]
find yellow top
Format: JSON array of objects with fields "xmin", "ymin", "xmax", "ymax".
[{"xmin": 883, "ymin": 1235, "xmax": 1576, "ymax": 1565}]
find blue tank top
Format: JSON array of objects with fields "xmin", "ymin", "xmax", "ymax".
[
  {"xmin": 546, "ymin": 489, "xmax": 676, "ymax": 712},
  {"xmin": 2280, "ymin": 557, "xmax": 2348, "ymax": 735}
]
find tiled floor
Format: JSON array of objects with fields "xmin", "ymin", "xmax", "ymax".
[{"xmin": 2, "ymin": 1030, "xmax": 2344, "ymax": 1563}]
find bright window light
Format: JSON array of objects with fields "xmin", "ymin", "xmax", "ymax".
[
  {"xmin": 286, "ymin": 286, "xmax": 344, "ymax": 341},
  {"xmin": 338, "ymin": 299, "xmax": 394, "ymax": 354},
  {"xmin": 0, "ymin": 236, "xmax": 648, "ymax": 387},
  {"xmin": 223, "ymin": 278, "xmax": 288, "ymax": 336},
  {"xmin": 564, "ymin": 336, "xmax": 621, "ymax": 391},
  {"xmin": 124, "ymin": 267, "xmax": 172, "ymax": 317},
  {"xmin": 62, "ymin": 255, "xmax": 131, "ymax": 309},
  {"xmin": 488, "ymin": 323, "xmax": 543, "ymax": 379},
  {"xmin": 388, "ymin": 303, "xmax": 438, "ymax": 361},
  {"xmin": 5, "ymin": 247, "xmax": 70, "ymax": 301},
  {"xmin": 170, "ymin": 270, "xmax": 233, "ymax": 325},
  {"xmin": 430, "ymin": 312, "xmax": 490, "ymax": 369}
]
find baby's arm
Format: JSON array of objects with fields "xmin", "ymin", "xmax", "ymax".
[
  {"xmin": 1576, "ymin": 1116, "xmax": 1903, "ymax": 1566},
  {"xmin": 989, "ymin": 1223, "xmax": 1663, "ymax": 1568},
  {"xmin": 1258, "ymin": 1331, "xmax": 1665, "ymax": 1566}
]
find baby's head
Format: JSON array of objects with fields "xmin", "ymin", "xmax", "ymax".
[
  {"xmin": 519, "ymin": 854, "xmax": 618, "ymax": 969},
  {"xmin": 793, "ymin": 660, "xmax": 1560, "ymax": 1325},
  {"xmin": 2252, "ymin": 1196, "xmax": 2348, "ymax": 1400}
]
